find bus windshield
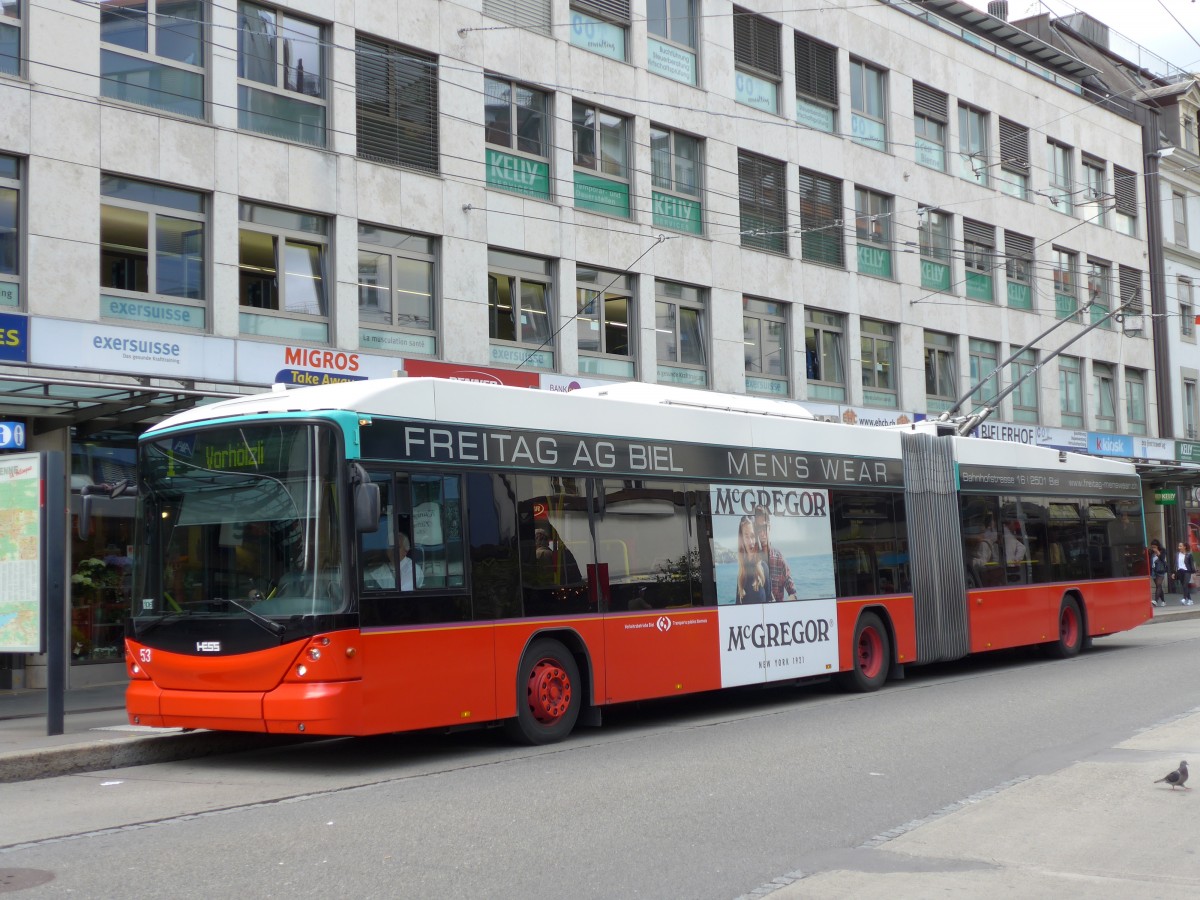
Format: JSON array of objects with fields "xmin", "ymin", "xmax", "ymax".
[{"xmin": 133, "ymin": 422, "xmax": 346, "ymax": 623}]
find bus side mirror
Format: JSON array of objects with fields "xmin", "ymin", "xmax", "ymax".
[
  {"xmin": 77, "ymin": 480, "xmax": 129, "ymax": 540},
  {"xmin": 355, "ymin": 482, "xmax": 380, "ymax": 533},
  {"xmin": 348, "ymin": 463, "xmax": 379, "ymax": 533}
]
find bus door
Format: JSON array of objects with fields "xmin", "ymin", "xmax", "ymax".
[
  {"xmin": 357, "ymin": 470, "xmax": 494, "ymax": 731},
  {"xmin": 597, "ymin": 480, "xmax": 721, "ymax": 704}
]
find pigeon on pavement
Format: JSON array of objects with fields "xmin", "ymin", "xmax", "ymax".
[{"xmin": 1155, "ymin": 760, "xmax": 1189, "ymax": 790}]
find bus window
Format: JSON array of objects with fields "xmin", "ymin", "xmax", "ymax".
[
  {"xmin": 830, "ymin": 490, "xmax": 908, "ymax": 597},
  {"xmin": 1044, "ymin": 499, "xmax": 1087, "ymax": 581},
  {"xmin": 597, "ymin": 480, "xmax": 700, "ymax": 611},
  {"xmin": 359, "ymin": 473, "xmax": 470, "ymax": 628},
  {"xmin": 1105, "ymin": 501, "xmax": 1147, "ymax": 577},
  {"xmin": 361, "ymin": 473, "xmax": 396, "ymax": 592},
  {"xmin": 1000, "ymin": 497, "xmax": 1047, "ymax": 584},
  {"xmin": 467, "ymin": 473, "xmax": 520, "ymax": 621},
  {"xmin": 412, "ymin": 474, "xmax": 465, "ymax": 589},
  {"xmin": 960, "ymin": 496, "xmax": 1002, "ymax": 588},
  {"xmin": 516, "ymin": 476, "xmax": 590, "ymax": 616}
]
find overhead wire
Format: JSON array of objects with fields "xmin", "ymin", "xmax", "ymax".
[{"xmin": 12, "ymin": 0, "xmax": 1198, "ymax": 335}]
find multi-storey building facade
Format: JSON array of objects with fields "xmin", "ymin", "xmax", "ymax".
[
  {"xmin": 0, "ymin": 0, "xmax": 1161, "ymax": 686},
  {"xmin": 1012, "ymin": 7, "xmax": 1200, "ymax": 556}
]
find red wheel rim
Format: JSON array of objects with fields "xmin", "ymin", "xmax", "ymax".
[
  {"xmin": 1060, "ymin": 606, "xmax": 1079, "ymax": 648},
  {"xmin": 856, "ymin": 627, "xmax": 884, "ymax": 680},
  {"xmin": 525, "ymin": 658, "xmax": 572, "ymax": 724}
]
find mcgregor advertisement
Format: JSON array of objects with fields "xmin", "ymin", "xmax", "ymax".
[{"xmin": 709, "ymin": 484, "xmax": 839, "ymax": 686}]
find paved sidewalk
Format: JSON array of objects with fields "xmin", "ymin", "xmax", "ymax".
[
  {"xmin": 2, "ymin": 598, "xmax": 1198, "ymax": 782},
  {"xmin": 766, "ymin": 706, "xmax": 1200, "ymax": 899}
]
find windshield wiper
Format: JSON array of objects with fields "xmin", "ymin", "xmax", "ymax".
[
  {"xmin": 133, "ymin": 611, "xmax": 193, "ymax": 638},
  {"xmin": 218, "ymin": 597, "xmax": 287, "ymax": 638}
]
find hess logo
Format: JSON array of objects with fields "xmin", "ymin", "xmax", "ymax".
[
  {"xmin": 656, "ymin": 616, "xmax": 672, "ymax": 633},
  {"xmin": 195, "ymin": 641, "xmax": 221, "ymax": 652}
]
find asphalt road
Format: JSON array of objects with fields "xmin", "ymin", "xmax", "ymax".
[{"xmin": 4, "ymin": 619, "xmax": 1200, "ymax": 899}]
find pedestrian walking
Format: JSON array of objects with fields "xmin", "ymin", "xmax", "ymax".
[
  {"xmin": 1176, "ymin": 542, "xmax": 1196, "ymax": 605},
  {"xmin": 1151, "ymin": 544, "xmax": 1168, "ymax": 607}
]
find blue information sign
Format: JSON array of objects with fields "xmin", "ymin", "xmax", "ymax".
[{"xmin": 0, "ymin": 422, "xmax": 26, "ymax": 449}]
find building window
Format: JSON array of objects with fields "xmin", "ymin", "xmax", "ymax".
[
  {"xmin": 963, "ymin": 220, "xmax": 995, "ymax": 302},
  {"xmin": 1051, "ymin": 247, "xmax": 1077, "ymax": 319},
  {"xmin": 577, "ymin": 266, "xmax": 634, "ymax": 378},
  {"xmin": 1080, "ymin": 157, "xmax": 1107, "ymax": 226},
  {"xmin": 1047, "ymin": 141, "xmax": 1073, "ymax": 214},
  {"xmin": 355, "ymin": 37, "xmax": 438, "ymax": 173},
  {"xmin": 738, "ymin": 150, "xmax": 787, "ymax": 254},
  {"xmin": 488, "ymin": 249, "xmax": 554, "ymax": 370},
  {"xmin": 855, "ymin": 187, "xmax": 892, "ymax": 278},
  {"xmin": 805, "ymin": 308, "xmax": 845, "ymax": 402},
  {"xmin": 958, "ymin": 104, "xmax": 988, "ymax": 186},
  {"xmin": 1059, "ymin": 355, "xmax": 1083, "ymax": 428},
  {"xmin": 918, "ymin": 208, "xmax": 951, "ymax": 292},
  {"xmin": 794, "ymin": 32, "xmax": 837, "ymax": 133},
  {"xmin": 1175, "ymin": 192, "xmax": 1190, "ymax": 248},
  {"xmin": 924, "ymin": 331, "xmax": 956, "ymax": 413},
  {"xmin": 913, "ymin": 84, "xmax": 948, "ymax": 171},
  {"xmin": 969, "ymin": 338, "xmax": 999, "ymax": 408},
  {"xmin": 1005, "ymin": 231, "xmax": 1033, "ymax": 310},
  {"xmin": 0, "ymin": 154, "xmax": 18, "ymax": 307},
  {"xmin": 998, "ymin": 118, "xmax": 1030, "ymax": 199},
  {"xmin": 798, "ymin": 169, "xmax": 843, "ymax": 267},
  {"xmin": 849, "ymin": 59, "xmax": 887, "ymax": 151},
  {"xmin": 100, "ymin": 0, "xmax": 205, "ymax": 118},
  {"xmin": 238, "ymin": 202, "xmax": 328, "ymax": 342},
  {"xmin": 237, "ymin": 2, "xmax": 325, "ymax": 147},
  {"xmin": 100, "ymin": 176, "xmax": 206, "ymax": 329},
  {"xmin": 733, "ymin": 6, "xmax": 780, "ymax": 114},
  {"xmin": 647, "ymin": 0, "xmax": 697, "ymax": 85},
  {"xmin": 357, "ymin": 225, "xmax": 436, "ymax": 357},
  {"xmin": 483, "ymin": 0, "xmax": 550, "ymax": 36},
  {"xmin": 572, "ymin": 102, "xmax": 631, "ymax": 218},
  {"xmin": 1086, "ymin": 258, "xmax": 1112, "ymax": 328},
  {"xmin": 860, "ymin": 319, "xmax": 897, "ymax": 409},
  {"xmin": 0, "ymin": 1, "xmax": 19, "ymax": 75},
  {"xmin": 743, "ymin": 297, "xmax": 788, "ymax": 396},
  {"xmin": 1125, "ymin": 367, "xmax": 1147, "ymax": 435},
  {"xmin": 650, "ymin": 126, "xmax": 703, "ymax": 234},
  {"xmin": 655, "ymin": 280, "xmax": 707, "ymax": 387},
  {"xmin": 1185, "ymin": 379, "xmax": 1199, "ymax": 440},
  {"xmin": 1113, "ymin": 165, "xmax": 1138, "ymax": 237},
  {"xmin": 1093, "ymin": 362, "xmax": 1116, "ymax": 432},
  {"xmin": 570, "ymin": 0, "xmax": 629, "ymax": 62},
  {"xmin": 1182, "ymin": 277, "xmax": 1195, "ymax": 341},
  {"xmin": 1010, "ymin": 348, "xmax": 1038, "ymax": 424},
  {"xmin": 484, "ymin": 76, "xmax": 550, "ymax": 201},
  {"xmin": 1120, "ymin": 265, "xmax": 1144, "ymax": 318}
]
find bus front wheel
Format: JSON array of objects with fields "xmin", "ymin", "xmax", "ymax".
[
  {"xmin": 504, "ymin": 638, "xmax": 582, "ymax": 745},
  {"xmin": 836, "ymin": 612, "xmax": 890, "ymax": 693},
  {"xmin": 1049, "ymin": 596, "xmax": 1084, "ymax": 659}
]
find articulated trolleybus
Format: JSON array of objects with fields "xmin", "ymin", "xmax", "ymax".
[{"xmin": 124, "ymin": 378, "xmax": 1149, "ymax": 744}]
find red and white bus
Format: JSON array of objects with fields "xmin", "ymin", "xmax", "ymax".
[{"xmin": 122, "ymin": 378, "xmax": 1149, "ymax": 743}]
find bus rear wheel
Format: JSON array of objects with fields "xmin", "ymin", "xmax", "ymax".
[
  {"xmin": 836, "ymin": 612, "xmax": 890, "ymax": 693},
  {"xmin": 1049, "ymin": 596, "xmax": 1084, "ymax": 659},
  {"xmin": 504, "ymin": 638, "xmax": 582, "ymax": 745}
]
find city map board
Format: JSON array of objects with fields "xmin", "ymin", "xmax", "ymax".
[{"xmin": 0, "ymin": 453, "xmax": 42, "ymax": 652}]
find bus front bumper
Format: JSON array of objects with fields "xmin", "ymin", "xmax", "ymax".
[{"xmin": 127, "ymin": 679, "xmax": 365, "ymax": 735}]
